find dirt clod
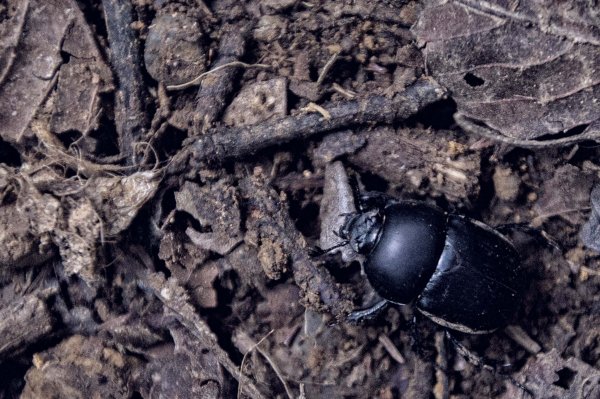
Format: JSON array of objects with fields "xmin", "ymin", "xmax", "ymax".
[{"xmin": 144, "ymin": 13, "xmax": 206, "ymax": 86}]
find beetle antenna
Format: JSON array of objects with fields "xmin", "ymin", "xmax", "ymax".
[{"xmin": 309, "ymin": 240, "xmax": 349, "ymax": 257}]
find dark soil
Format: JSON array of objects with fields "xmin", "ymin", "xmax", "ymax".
[{"xmin": 0, "ymin": 1, "xmax": 599, "ymax": 398}]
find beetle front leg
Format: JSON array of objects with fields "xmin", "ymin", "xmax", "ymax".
[{"xmin": 347, "ymin": 299, "xmax": 389, "ymax": 323}]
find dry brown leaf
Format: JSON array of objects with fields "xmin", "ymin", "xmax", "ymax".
[
  {"xmin": 413, "ymin": 0, "xmax": 600, "ymax": 140},
  {"xmin": 87, "ymin": 170, "xmax": 161, "ymax": 236},
  {"xmin": 0, "ymin": 0, "xmax": 112, "ymax": 145},
  {"xmin": 502, "ymin": 349, "xmax": 600, "ymax": 399}
]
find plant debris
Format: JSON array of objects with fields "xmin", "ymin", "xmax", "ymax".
[
  {"xmin": 0, "ymin": 1, "xmax": 599, "ymax": 398},
  {"xmin": 501, "ymin": 349, "xmax": 600, "ymax": 399},
  {"xmin": 413, "ymin": 0, "xmax": 600, "ymax": 142}
]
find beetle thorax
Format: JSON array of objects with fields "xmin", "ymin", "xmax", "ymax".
[{"xmin": 339, "ymin": 210, "xmax": 383, "ymax": 254}]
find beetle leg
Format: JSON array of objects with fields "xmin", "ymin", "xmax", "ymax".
[
  {"xmin": 445, "ymin": 331, "xmax": 533, "ymax": 397},
  {"xmin": 409, "ymin": 314, "xmax": 428, "ymax": 358},
  {"xmin": 347, "ymin": 299, "xmax": 389, "ymax": 323},
  {"xmin": 308, "ymin": 240, "xmax": 349, "ymax": 256}
]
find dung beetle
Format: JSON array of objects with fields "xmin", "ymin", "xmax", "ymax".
[{"xmin": 336, "ymin": 192, "xmax": 526, "ymax": 334}]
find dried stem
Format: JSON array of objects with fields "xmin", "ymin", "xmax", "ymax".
[
  {"xmin": 102, "ymin": 0, "xmax": 147, "ymax": 165},
  {"xmin": 168, "ymin": 78, "xmax": 446, "ymax": 174}
]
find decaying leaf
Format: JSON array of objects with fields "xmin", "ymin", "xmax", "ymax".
[
  {"xmin": 54, "ymin": 198, "xmax": 102, "ymax": 285},
  {"xmin": 348, "ymin": 127, "xmax": 481, "ymax": 203},
  {"xmin": 21, "ymin": 335, "xmax": 140, "ymax": 399},
  {"xmin": 49, "ymin": 170, "xmax": 159, "ymax": 285},
  {"xmin": 137, "ymin": 326, "xmax": 225, "ymax": 399},
  {"xmin": 174, "ymin": 179, "xmax": 242, "ymax": 254},
  {"xmin": 0, "ymin": 201, "xmax": 51, "ymax": 272},
  {"xmin": 501, "ymin": 349, "xmax": 600, "ymax": 399},
  {"xmin": 159, "ymin": 230, "xmax": 210, "ymax": 279},
  {"xmin": 0, "ymin": 0, "xmax": 112, "ymax": 144},
  {"xmin": 0, "ymin": 0, "xmax": 67, "ymax": 144},
  {"xmin": 49, "ymin": 1, "xmax": 113, "ymax": 135},
  {"xmin": 2, "ymin": 0, "xmax": 599, "ymax": 397},
  {"xmin": 158, "ymin": 229, "xmax": 219, "ymax": 308},
  {"xmin": 0, "ymin": 287, "xmax": 57, "ymax": 359},
  {"xmin": 87, "ymin": 170, "xmax": 161, "ymax": 236},
  {"xmin": 165, "ymin": 178, "xmax": 240, "ymax": 303},
  {"xmin": 0, "ymin": 175, "xmax": 59, "ymax": 271},
  {"xmin": 413, "ymin": 0, "xmax": 600, "ymax": 141},
  {"xmin": 535, "ymin": 164, "xmax": 595, "ymax": 224}
]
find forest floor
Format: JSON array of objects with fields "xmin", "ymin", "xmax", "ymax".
[{"xmin": 0, "ymin": 0, "xmax": 599, "ymax": 398}]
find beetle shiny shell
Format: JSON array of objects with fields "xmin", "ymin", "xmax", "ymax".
[{"xmin": 341, "ymin": 199, "xmax": 525, "ymax": 334}]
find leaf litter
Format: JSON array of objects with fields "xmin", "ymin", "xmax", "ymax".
[
  {"xmin": 413, "ymin": 0, "xmax": 600, "ymax": 142},
  {"xmin": 0, "ymin": 0, "xmax": 599, "ymax": 398}
]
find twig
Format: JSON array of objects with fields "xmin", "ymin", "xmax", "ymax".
[
  {"xmin": 329, "ymin": 344, "xmax": 366, "ymax": 368},
  {"xmin": 256, "ymin": 345, "xmax": 295, "ymax": 399},
  {"xmin": 301, "ymin": 102, "xmax": 331, "ymax": 119},
  {"xmin": 298, "ymin": 384, "xmax": 306, "ymax": 399},
  {"xmin": 455, "ymin": 113, "xmax": 600, "ymax": 148},
  {"xmin": 332, "ymin": 83, "xmax": 356, "ymax": 99},
  {"xmin": 237, "ymin": 330, "xmax": 294, "ymax": 399},
  {"xmin": 101, "ymin": 0, "xmax": 147, "ymax": 165},
  {"xmin": 167, "ymin": 62, "xmax": 270, "ymax": 91},
  {"xmin": 142, "ymin": 83, "xmax": 171, "ymax": 164},
  {"xmin": 378, "ymin": 334, "xmax": 405, "ymax": 364},
  {"xmin": 168, "ymin": 78, "xmax": 446, "ymax": 173},
  {"xmin": 316, "ymin": 50, "xmax": 341, "ymax": 86},
  {"xmin": 504, "ymin": 325, "xmax": 542, "ymax": 354},
  {"xmin": 239, "ymin": 172, "xmax": 355, "ymax": 320},
  {"xmin": 138, "ymin": 271, "xmax": 267, "ymax": 399},
  {"xmin": 434, "ymin": 331, "xmax": 449, "ymax": 399}
]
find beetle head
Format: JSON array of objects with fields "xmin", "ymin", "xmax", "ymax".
[{"xmin": 339, "ymin": 210, "xmax": 383, "ymax": 254}]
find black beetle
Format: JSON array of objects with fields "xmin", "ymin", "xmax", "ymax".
[{"xmin": 337, "ymin": 192, "xmax": 526, "ymax": 334}]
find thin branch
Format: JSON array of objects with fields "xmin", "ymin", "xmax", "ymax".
[
  {"xmin": 102, "ymin": 0, "xmax": 147, "ymax": 165},
  {"xmin": 168, "ymin": 78, "xmax": 446, "ymax": 174},
  {"xmin": 138, "ymin": 271, "xmax": 267, "ymax": 399}
]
